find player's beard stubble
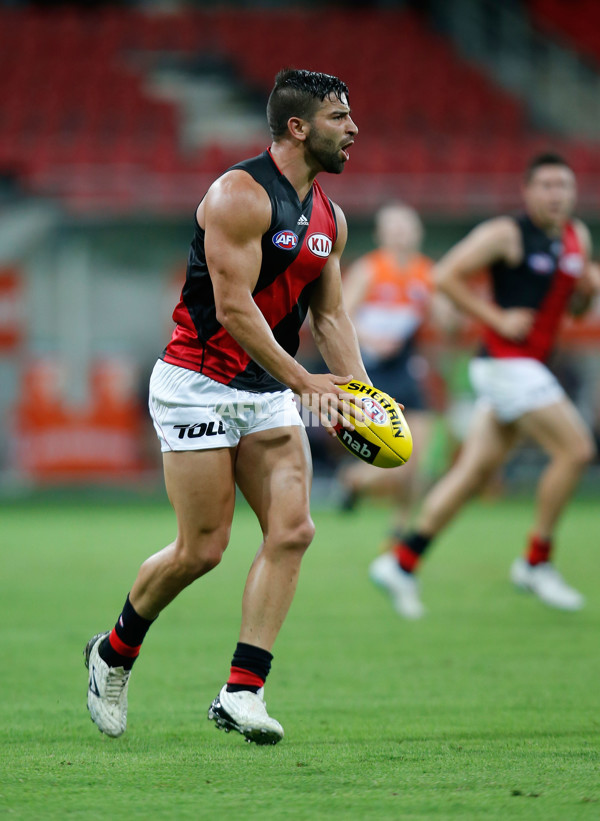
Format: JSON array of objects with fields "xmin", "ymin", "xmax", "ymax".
[{"xmin": 306, "ymin": 128, "xmax": 347, "ymax": 175}]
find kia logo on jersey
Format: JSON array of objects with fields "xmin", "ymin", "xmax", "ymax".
[
  {"xmin": 272, "ymin": 230, "xmax": 298, "ymax": 250},
  {"xmin": 307, "ymin": 233, "xmax": 332, "ymax": 258},
  {"xmin": 528, "ymin": 253, "xmax": 555, "ymax": 275}
]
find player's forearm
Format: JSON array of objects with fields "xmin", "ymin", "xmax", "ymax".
[
  {"xmin": 310, "ymin": 310, "xmax": 370, "ymax": 383},
  {"xmin": 436, "ymin": 271, "xmax": 504, "ymax": 332},
  {"xmin": 570, "ymin": 263, "xmax": 599, "ymax": 316},
  {"xmin": 216, "ymin": 299, "xmax": 310, "ymax": 392}
]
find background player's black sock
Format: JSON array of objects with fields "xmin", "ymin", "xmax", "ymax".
[
  {"xmin": 226, "ymin": 642, "xmax": 273, "ymax": 693},
  {"xmin": 393, "ymin": 531, "xmax": 432, "ymax": 573},
  {"xmin": 99, "ymin": 594, "xmax": 155, "ymax": 671}
]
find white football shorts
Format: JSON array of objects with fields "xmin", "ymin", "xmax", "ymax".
[
  {"xmin": 469, "ymin": 357, "xmax": 565, "ymax": 423},
  {"xmin": 149, "ymin": 359, "xmax": 303, "ymax": 452}
]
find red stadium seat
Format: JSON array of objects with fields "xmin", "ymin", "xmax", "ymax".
[{"xmin": 0, "ymin": 4, "xmax": 594, "ymax": 213}]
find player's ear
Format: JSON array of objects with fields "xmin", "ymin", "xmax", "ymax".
[{"xmin": 288, "ymin": 117, "xmax": 309, "ymax": 142}]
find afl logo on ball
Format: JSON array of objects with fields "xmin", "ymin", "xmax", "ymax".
[
  {"xmin": 272, "ymin": 230, "xmax": 298, "ymax": 250},
  {"xmin": 307, "ymin": 233, "xmax": 332, "ymax": 258},
  {"xmin": 362, "ymin": 398, "xmax": 388, "ymax": 426}
]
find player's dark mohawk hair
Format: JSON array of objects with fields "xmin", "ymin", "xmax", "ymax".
[{"xmin": 267, "ymin": 68, "xmax": 349, "ymax": 139}]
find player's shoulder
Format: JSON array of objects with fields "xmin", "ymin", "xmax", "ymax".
[
  {"xmin": 466, "ymin": 216, "xmax": 521, "ymax": 260},
  {"xmin": 328, "ymin": 199, "xmax": 348, "ymax": 247},
  {"xmin": 209, "ymin": 168, "xmax": 269, "ymax": 204},
  {"xmin": 415, "ymin": 252, "xmax": 434, "ymax": 271},
  {"xmin": 475, "ymin": 215, "xmax": 520, "ymax": 240},
  {"xmin": 328, "ymin": 198, "xmax": 346, "ymax": 225},
  {"xmin": 200, "ymin": 169, "xmax": 271, "ymax": 233}
]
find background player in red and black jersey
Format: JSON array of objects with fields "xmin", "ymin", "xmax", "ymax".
[
  {"xmin": 84, "ymin": 69, "xmax": 368, "ymax": 743},
  {"xmin": 371, "ymin": 153, "xmax": 599, "ymax": 618}
]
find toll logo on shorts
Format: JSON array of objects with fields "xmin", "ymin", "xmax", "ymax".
[
  {"xmin": 307, "ymin": 233, "xmax": 332, "ymax": 258},
  {"xmin": 362, "ymin": 398, "xmax": 388, "ymax": 426},
  {"xmin": 173, "ymin": 421, "xmax": 226, "ymax": 439},
  {"xmin": 272, "ymin": 230, "xmax": 298, "ymax": 250}
]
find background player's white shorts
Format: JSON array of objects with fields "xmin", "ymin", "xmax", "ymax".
[
  {"xmin": 149, "ymin": 359, "xmax": 303, "ymax": 452},
  {"xmin": 469, "ymin": 357, "xmax": 565, "ymax": 423}
]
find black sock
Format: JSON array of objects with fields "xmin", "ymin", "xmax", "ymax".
[
  {"xmin": 226, "ymin": 642, "xmax": 273, "ymax": 693},
  {"xmin": 98, "ymin": 594, "xmax": 155, "ymax": 670},
  {"xmin": 393, "ymin": 531, "xmax": 432, "ymax": 573}
]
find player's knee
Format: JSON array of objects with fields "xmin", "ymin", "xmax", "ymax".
[
  {"xmin": 566, "ymin": 434, "xmax": 596, "ymax": 469},
  {"xmin": 297, "ymin": 517, "xmax": 316, "ymax": 550},
  {"xmin": 173, "ymin": 528, "xmax": 230, "ymax": 580},
  {"xmin": 174, "ymin": 548, "xmax": 222, "ymax": 581},
  {"xmin": 272, "ymin": 515, "xmax": 315, "ymax": 554}
]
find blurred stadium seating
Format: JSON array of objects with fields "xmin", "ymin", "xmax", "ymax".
[
  {"xmin": 529, "ymin": 0, "xmax": 600, "ymax": 61},
  {"xmin": 1, "ymin": 4, "xmax": 599, "ymax": 215}
]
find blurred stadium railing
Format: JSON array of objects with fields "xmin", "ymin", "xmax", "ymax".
[{"xmin": 0, "ymin": 0, "xmax": 599, "ymax": 493}]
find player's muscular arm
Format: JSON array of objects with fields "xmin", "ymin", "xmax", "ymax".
[
  {"xmin": 435, "ymin": 217, "xmax": 535, "ymax": 341},
  {"xmin": 203, "ymin": 172, "xmax": 305, "ymax": 388},
  {"xmin": 570, "ymin": 220, "xmax": 598, "ymax": 316},
  {"xmin": 203, "ymin": 174, "xmax": 356, "ymax": 435},
  {"xmin": 309, "ymin": 204, "xmax": 370, "ymax": 384}
]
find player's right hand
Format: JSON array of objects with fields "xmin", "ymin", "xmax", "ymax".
[
  {"xmin": 295, "ymin": 373, "xmax": 364, "ymax": 437},
  {"xmin": 495, "ymin": 308, "xmax": 535, "ymax": 341}
]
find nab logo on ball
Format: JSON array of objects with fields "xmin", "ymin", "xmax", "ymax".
[
  {"xmin": 272, "ymin": 230, "xmax": 298, "ymax": 250},
  {"xmin": 307, "ymin": 233, "xmax": 332, "ymax": 258},
  {"xmin": 337, "ymin": 427, "xmax": 378, "ymax": 464},
  {"xmin": 335, "ymin": 380, "xmax": 413, "ymax": 468},
  {"xmin": 362, "ymin": 398, "xmax": 388, "ymax": 426}
]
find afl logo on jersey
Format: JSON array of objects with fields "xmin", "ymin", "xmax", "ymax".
[
  {"xmin": 272, "ymin": 230, "xmax": 298, "ymax": 250},
  {"xmin": 307, "ymin": 233, "xmax": 333, "ymax": 258},
  {"xmin": 528, "ymin": 253, "xmax": 555, "ymax": 275}
]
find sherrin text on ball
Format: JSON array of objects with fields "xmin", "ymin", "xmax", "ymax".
[{"xmin": 334, "ymin": 380, "xmax": 413, "ymax": 468}]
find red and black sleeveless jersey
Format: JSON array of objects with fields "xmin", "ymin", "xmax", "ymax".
[
  {"xmin": 481, "ymin": 214, "xmax": 584, "ymax": 362},
  {"xmin": 163, "ymin": 149, "xmax": 338, "ymax": 393}
]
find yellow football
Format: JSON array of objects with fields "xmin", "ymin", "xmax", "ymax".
[{"xmin": 334, "ymin": 380, "xmax": 413, "ymax": 468}]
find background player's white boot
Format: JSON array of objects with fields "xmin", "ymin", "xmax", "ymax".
[
  {"xmin": 510, "ymin": 558, "xmax": 584, "ymax": 611},
  {"xmin": 208, "ymin": 685, "xmax": 284, "ymax": 745},
  {"xmin": 369, "ymin": 552, "xmax": 425, "ymax": 619},
  {"xmin": 84, "ymin": 632, "xmax": 130, "ymax": 737}
]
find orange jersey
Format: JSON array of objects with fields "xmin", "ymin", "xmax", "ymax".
[
  {"xmin": 353, "ymin": 250, "xmax": 433, "ymax": 350},
  {"xmin": 362, "ymin": 249, "xmax": 433, "ymax": 310}
]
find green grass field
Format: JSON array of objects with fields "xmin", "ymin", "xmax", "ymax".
[{"xmin": 1, "ymin": 496, "xmax": 599, "ymax": 820}]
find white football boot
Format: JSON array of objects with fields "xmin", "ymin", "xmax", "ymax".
[
  {"xmin": 208, "ymin": 685, "xmax": 284, "ymax": 745},
  {"xmin": 510, "ymin": 558, "xmax": 585, "ymax": 611},
  {"xmin": 369, "ymin": 552, "xmax": 426, "ymax": 619},
  {"xmin": 84, "ymin": 632, "xmax": 131, "ymax": 737}
]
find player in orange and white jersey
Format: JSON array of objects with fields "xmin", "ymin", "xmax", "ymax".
[{"xmin": 339, "ymin": 203, "xmax": 449, "ymax": 525}]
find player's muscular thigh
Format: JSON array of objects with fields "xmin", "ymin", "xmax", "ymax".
[{"xmin": 235, "ymin": 427, "xmax": 314, "ymax": 550}]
